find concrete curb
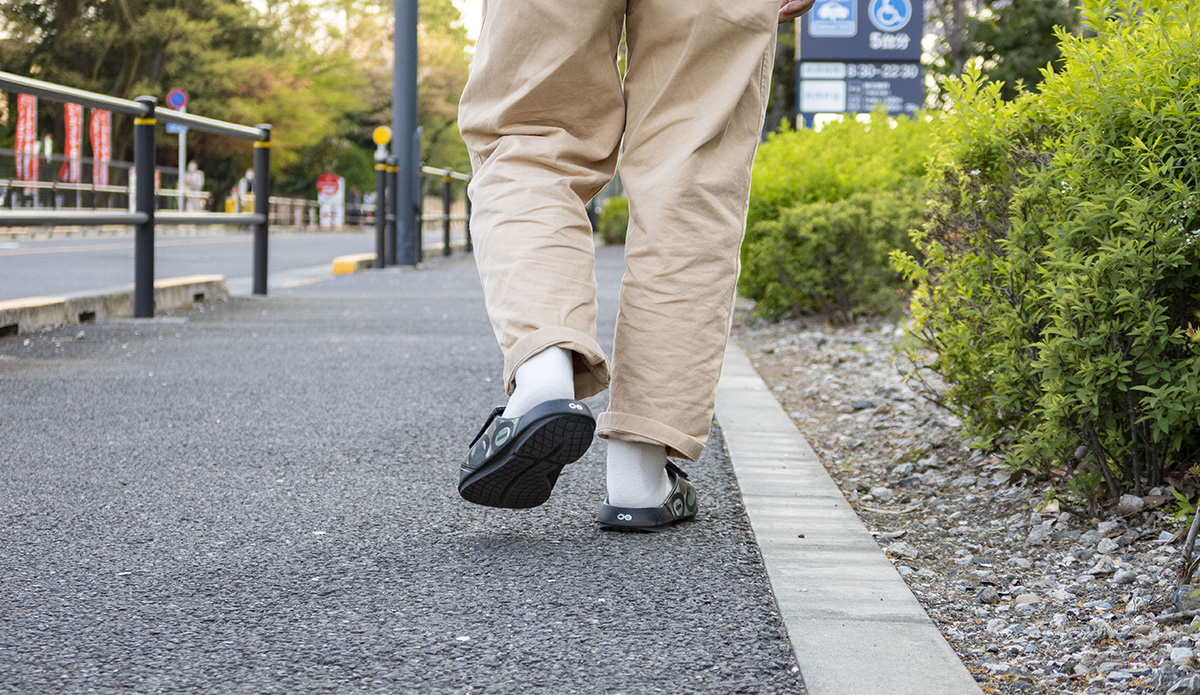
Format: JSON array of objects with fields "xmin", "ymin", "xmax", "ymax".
[
  {"xmin": 332, "ymin": 253, "xmax": 377, "ymax": 275},
  {"xmin": 715, "ymin": 341, "xmax": 984, "ymax": 695},
  {"xmin": 0, "ymin": 275, "xmax": 228, "ymax": 336}
]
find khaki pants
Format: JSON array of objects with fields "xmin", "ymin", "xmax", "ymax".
[{"xmin": 460, "ymin": 0, "xmax": 777, "ymax": 461}]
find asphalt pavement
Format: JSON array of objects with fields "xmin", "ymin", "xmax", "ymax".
[{"xmin": 0, "ymin": 247, "xmax": 808, "ymax": 694}]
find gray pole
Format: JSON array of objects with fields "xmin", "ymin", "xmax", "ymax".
[
  {"xmin": 374, "ymin": 158, "xmax": 387, "ymax": 268},
  {"xmin": 441, "ymin": 170, "xmax": 452, "ymax": 257},
  {"xmin": 252, "ymin": 125, "xmax": 271, "ymax": 295},
  {"xmin": 393, "ymin": 0, "xmax": 419, "ymax": 266},
  {"xmin": 133, "ymin": 96, "xmax": 157, "ymax": 318},
  {"xmin": 385, "ymin": 156, "xmax": 398, "ymax": 265}
]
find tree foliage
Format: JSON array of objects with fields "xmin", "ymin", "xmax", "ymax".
[
  {"xmin": 0, "ymin": 0, "xmax": 473, "ymax": 200},
  {"xmin": 894, "ymin": 0, "xmax": 1200, "ymax": 506},
  {"xmin": 925, "ymin": 0, "xmax": 1081, "ymax": 104}
]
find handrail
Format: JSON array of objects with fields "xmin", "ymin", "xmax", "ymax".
[
  {"xmin": 0, "ymin": 71, "xmax": 268, "ymax": 141},
  {"xmin": 0, "ymin": 210, "xmax": 148, "ymax": 226},
  {"xmin": 0, "ymin": 71, "xmax": 273, "ymax": 314},
  {"xmin": 421, "ymin": 165, "xmax": 471, "ymax": 183}
]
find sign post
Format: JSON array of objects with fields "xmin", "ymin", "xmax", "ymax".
[
  {"xmin": 797, "ymin": 0, "xmax": 924, "ymax": 124},
  {"xmin": 166, "ymin": 88, "xmax": 188, "ymax": 209},
  {"xmin": 372, "ymin": 126, "xmax": 392, "ymax": 268}
]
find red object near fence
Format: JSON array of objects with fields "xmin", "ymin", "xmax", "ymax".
[
  {"xmin": 15, "ymin": 93, "xmax": 38, "ymax": 182},
  {"xmin": 90, "ymin": 109, "xmax": 111, "ymax": 186}
]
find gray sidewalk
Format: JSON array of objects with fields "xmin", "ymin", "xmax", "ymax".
[{"xmin": 0, "ymin": 247, "xmax": 805, "ymax": 695}]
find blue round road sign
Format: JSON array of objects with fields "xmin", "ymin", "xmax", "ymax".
[
  {"xmin": 166, "ymin": 88, "xmax": 188, "ymax": 110},
  {"xmin": 868, "ymin": 0, "xmax": 912, "ymax": 31}
]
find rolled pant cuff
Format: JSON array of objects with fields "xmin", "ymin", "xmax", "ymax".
[
  {"xmin": 596, "ymin": 412, "xmax": 706, "ymax": 462},
  {"xmin": 505, "ymin": 327, "xmax": 611, "ymax": 400}
]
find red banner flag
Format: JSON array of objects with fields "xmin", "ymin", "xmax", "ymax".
[
  {"xmin": 15, "ymin": 93, "xmax": 38, "ymax": 183},
  {"xmin": 61, "ymin": 103, "xmax": 83, "ymax": 183},
  {"xmin": 89, "ymin": 109, "xmax": 111, "ymax": 187}
]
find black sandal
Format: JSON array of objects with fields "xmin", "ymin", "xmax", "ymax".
[
  {"xmin": 597, "ymin": 463, "xmax": 698, "ymax": 532},
  {"xmin": 459, "ymin": 399, "xmax": 596, "ymax": 509}
]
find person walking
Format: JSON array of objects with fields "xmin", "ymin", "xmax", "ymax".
[{"xmin": 457, "ymin": 0, "xmax": 816, "ymax": 531}]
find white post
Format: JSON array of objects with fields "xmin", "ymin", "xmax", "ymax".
[{"xmin": 177, "ymin": 105, "xmax": 187, "ymax": 210}]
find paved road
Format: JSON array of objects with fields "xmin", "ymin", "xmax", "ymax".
[
  {"xmin": 0, "ymin": 247, "xmax": 806, "ymax": 694},
  {"xmin": 0, "ymin": 232, "xmax": 376, "ymax": 302}
]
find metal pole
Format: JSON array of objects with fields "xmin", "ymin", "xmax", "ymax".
[
  {"xmin": 385, "ymin": 156, "xmax": 398, "ymax": 266},
  {"xmin": 133, "ymin": 96, "xmax": 157, "ymax": 318},
  {"xmin": 252, "ymin": 125, "xmax": 271, "ymax": 295},
  {"xmin": 412, "ymin": 128, "xmax": 424, "ymax": 264},
  {"xmin": 177, "ymin": 106, "xmax": 187, "ymax": 210},
  {"xmin": 441, "ymin": 170, "xmax": 452, "ymax": 257},
  {"xmin": 464, "ymin": 182, "xmax": 473, "ymax": 253},
  {"xmin": 414, "ymin": 167, "xmax": 423, "ymax": 263},
  {"xmin": 393, "ymin": 0, "xmax": 419, "ymax": 266},
  {"xmin": 374, "ymin": 159, "xmax": 387, "ymax": 268}
]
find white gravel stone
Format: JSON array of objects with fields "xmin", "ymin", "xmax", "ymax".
[
  {"xmin": 1113, "ymin": 569, "xmax": 1137, "ymax": 585},
  {"xmin": 1027, "ymin": 525, "xmax": 1053, "ymax": 545},
  {"xmin": 1088, "ymin": 556, "xmax": 1117, "ymax": 575},
  {"xmin": 886, "ymin": 541, "xmax": 916, "ymax": 559},
  {"xmin": 869, "ymin": 486, "xmax": 895, "ymax": 503},
  {"xmin": 1115, "ymin": 494, "xmax": 1146, "ymax": 515}
]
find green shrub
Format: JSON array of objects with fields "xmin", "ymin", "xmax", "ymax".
[
  {"xmin": 597, "ymin": 196, "xmax": 629, "ymax": 245},
  {"xmin": 742, "ymin": 188, "xmax": 924, "ymax": 322},
  {"xmin": 894, "ymin": 0, "xmax": 1200, "ymax": 504},
  {"xmin": 742, "ymin": 113, "xmax": 934, "ymax": 322}
]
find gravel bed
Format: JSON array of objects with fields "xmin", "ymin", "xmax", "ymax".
[{"xmin": 731, "ymin": 305, "xmax": 1200, "ymax": 695}]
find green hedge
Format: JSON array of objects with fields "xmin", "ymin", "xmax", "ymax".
[
  {"xmin": 741, "ymin": 114, "xmax": 934, "ymax": 322},
  {"xmin": 893, "ymin": 0, "xmax": 1200, "ymax": 503},
  {"xmin": 597, "ymin": 196, "xmax": 629, "ymax": 245}
]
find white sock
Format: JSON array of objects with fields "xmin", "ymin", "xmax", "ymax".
[
  {"xmin": 501, "ymin": 346, "xmax": 575, "ymax": 418},
  {"xmin": 605, "ymin": 439, "xmax": 672, "ymax": 508}
]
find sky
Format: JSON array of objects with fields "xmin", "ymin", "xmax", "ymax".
[{"xmin": 453, "ymin": 0, "xmax": 483, "ymax": 40}]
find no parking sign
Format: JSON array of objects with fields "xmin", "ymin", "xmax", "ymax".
[{"xmin": 165, "ymin": 88, "xmax": 188, "ymax": 134}]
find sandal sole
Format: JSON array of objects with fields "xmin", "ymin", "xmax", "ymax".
[{"xmin": 459, "ymin": 412, "xmax": 595, "ymax": 509}]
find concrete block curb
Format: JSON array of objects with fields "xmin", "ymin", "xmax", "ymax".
[
  {"xmin": 715, "ymin": 341, "xmax": 984, "ymax": 695},
  {"xmin": 332, "ymin": 253, "xmax": 377, "ymax": 275},
  {"xmin": 0, "ymin": 275, "xmax": 228, "ymax": 337}
]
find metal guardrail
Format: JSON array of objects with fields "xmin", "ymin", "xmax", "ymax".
[
  {"xmin": 1, "ymin": 70, "xmax": 477, "ymax": 302},
  {"xmin": 371, "ymin": 159, "xmax": 472, "ymax": 267},
  {"xmin": 0, "ymin": 70, "xmax": 271, "ymax": 316},
  {"xmin": 420, "ymin": 166, "xmax": 472, "ymax": 258}
]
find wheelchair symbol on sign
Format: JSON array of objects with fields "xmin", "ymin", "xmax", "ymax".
[{"xmin": 869, "ymin": 0, "xmax": 912, "ymax": 31}]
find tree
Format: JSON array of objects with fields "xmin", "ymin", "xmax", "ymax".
[
  {"xmin": 0, "ymin": 0, "xmax": 373, "ymax": 200},
  {"xmin": 975, "ymin": 0, "xmax": 1080, "ymax": 101},
  {"xmin": 765, "ymin": 22, "xmax": 796, "ymax": 133},
  {"xmin": 1, "ymin": 0, "xmax": 475, "ymax": 201},
  {"xmin": 925, "ymin": 0, "xmax": 1080, "ymax": 104}
]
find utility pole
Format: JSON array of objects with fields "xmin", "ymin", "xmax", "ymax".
[{"xmin": 393, "ymin": 0, "xmax": 419, "ymax": 266}]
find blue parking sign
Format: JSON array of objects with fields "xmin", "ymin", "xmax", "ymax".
[
  {"xmin": 801, "ymin": 0, "xmax": 923, "ymax": 61},
  {"xmin": 868, "ymin": 0, "xmax": 912, "ymax": 32},
  {"xmin": 809, "ymin": 0, "xmax": 857, "ymax": 37}
]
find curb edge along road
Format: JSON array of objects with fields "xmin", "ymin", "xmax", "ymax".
[
  {"xmin": 715, "ymin": 341, "xmax": 984, "ymax": 695},
  {"xmin": 0, "ymin": 275, "xmax": 228, "ymax": 336}
]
